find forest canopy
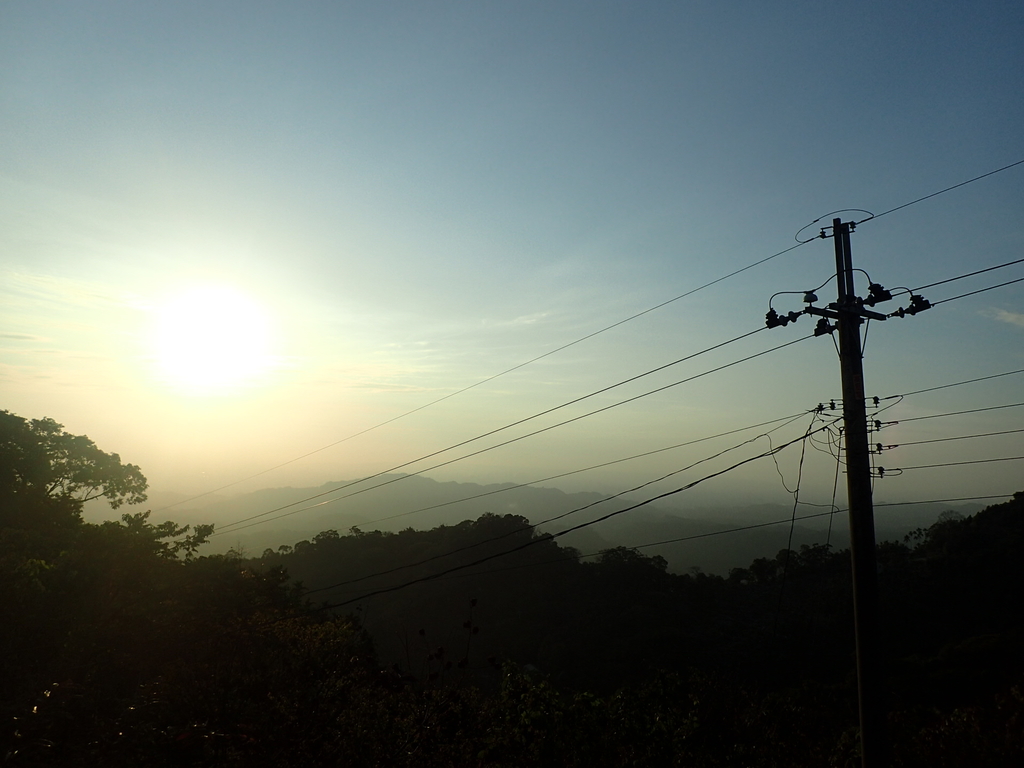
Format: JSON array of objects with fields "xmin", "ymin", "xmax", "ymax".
[
  {"xmin": 0, "ymin": 410, "xmax": 147, "ymax": 513},
  {"xmin": 2, "ymin": 410, "xmax": 1022, "ymax": 766}
]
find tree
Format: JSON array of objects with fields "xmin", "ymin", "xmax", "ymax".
[{"xmin": 0, "ymin": 410, "xmax": 148, "ymax": 517}]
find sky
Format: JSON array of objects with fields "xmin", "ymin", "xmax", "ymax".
[{"xmin": 2, "ymin": 1, "xmax": 1023, "ymax": 532}]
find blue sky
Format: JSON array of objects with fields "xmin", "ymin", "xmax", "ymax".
[{"xmin": 2, "ymin": 1, "xmax": 1022, "ymax": 525}]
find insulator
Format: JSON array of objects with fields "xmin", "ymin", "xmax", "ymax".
[
  {"xmin": 907, "ymin": 294, "xmax": 932, "ymax": 315},
  {"xmin": 864, "ymin": 283, "xmax": 893, "ymax": 306},
  {"xmin": 813, "ymin": 318, "xmax": 834, "ymax": 336}
]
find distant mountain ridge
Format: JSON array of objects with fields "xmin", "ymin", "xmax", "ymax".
[{"xmin": 88, "ymin": 475, "xmax": 981, "ymax": 574}]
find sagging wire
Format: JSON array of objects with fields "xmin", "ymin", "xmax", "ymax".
[
  {"xmin": 771, "ymin": 411, "xmax": 816, "ymax": 648},
  {"xmin": 302, "ymin": 411, "xmax": 819, "ymax": 597},
  {"xmin": 825, "ymin": 431, "xmax": 843, "ymax": 551},
  {"xmin": 857, "ymin": 159, "xmax": 1024, "ymax": 223},
  {"xmin": 928, "ymin": 276, "xmax": 1024, "ymax": 308},
  {"xmin": 883, "ymin": 455, "xmax": 1024, "ymax": 473},
  {"xmin": 795, "ymin": 210, "xmax": 876, "ymax": 243},
  {"xmin": 331, "ymin": 412, "xmax": 814, "ymax": 532},
  {"xmin": 879, "ymin": 367, "xmax": 1024, "ymax": 400},
  {"xmin": 216, "ymin": 329, "xmax": 811, "ymax": 536},
  {"xmin": 881, "ymin": 428, "xmax": 1024, "ymax": 449},
  {"xmin": 314, "ymin": 420, "xmax": 843, "ymax": 610}
]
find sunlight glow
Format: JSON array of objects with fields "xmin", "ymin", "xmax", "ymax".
[{"xmin": 153, "ymin": 285, "xmax": 276, "ymax": 392}]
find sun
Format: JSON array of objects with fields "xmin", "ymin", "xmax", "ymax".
[{"xmin": 153, "ymin": 285, "xmax": 276, "ymax": 392}]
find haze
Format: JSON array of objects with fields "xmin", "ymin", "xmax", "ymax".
[{"xmin": 2, "ymin": 2, "xmax": 1022, "ymax": 540}]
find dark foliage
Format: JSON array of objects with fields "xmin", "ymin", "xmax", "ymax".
[{"xmin": 3, "ymin": 412, "xmax": 1023, "ymax": 765}]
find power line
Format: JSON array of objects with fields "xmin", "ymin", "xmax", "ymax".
[
  {"xmin": 303, "ymin": 412, "xmax": 810, "ymax": 532},
  {"xmin": 307, "ymin": 409, "xmax": 843, "ymax": 589},
  {"xmin": 321, "ymin": 493, "xmax": 1018, "ymax": 590},
  {"xmin": 313, "ymin": 421, "xmax": 836, "ymax": 609},
  {"xmin": 930, "ymin": 276, "xmax": 1024, "ymax": 308},
  {"xmin": 912, "ymin": 257, "xmax": 1024, "ymax": 292},
  {"xmin": 213, "ymin": 326, "xmax": 767, "ymax": 532},
  {"xmin": 772, "ymin": 413, "xmax": 817, "ymax": 646},
  {"xmin": 872, "ymin": 494, "xmax": 1016, "ymax": 508},
  {"xmin": 825, "ymin": 431, "xmax": 843, "ymax": 549},
  {"xmin": 159, "ymin": 158, "xmax": 1024, "ymax": 514},
  {"xmin": 213, "ymin": 326, "xmax": 764, "ymax": 532},
  {"xmin": 881, "ymin": 428, "xmax": 1024, "ymax": 448},
  {"xmin": 600, "ymin": 494, "xmax": 1016, "ymax": 560},
  {"xmin": 880, "ymin": 367, "xmax": 1024, "ymax": 400},
  {"xmin": 316, "ymin": 510, "xmax": 843, "ymax": 593},
  {"xmin": 620, "ymin": 494, "xmax": 1015, "ymax": 553},
  {"xmin": 155, "ymin": 243, "xmax": 811, "ymax": 513},
  {"xmin": 301, "ymin": 412, "xmax": 821, "ymax": 596},
  {"xmin": 885, "ymin": 455, "xmax": 1024, "ymax": 472},
  {"xmin": 157, "ymin": 161, "xmax": 1024, "ymax": 520},
  {"xmin": 857, "ymin": 159, "xmax": 1024, "ymax": 223},
  {"xmin": 216, "ymin": 332, "xmax": 813, "ymax": 535},
  {"xmin": 887, "ymin": 272, "xmax": 1024, "ymax": 319},
  {"xmin": 892, "ymin": 401, "xmax": 1024, "ymax": 424}
]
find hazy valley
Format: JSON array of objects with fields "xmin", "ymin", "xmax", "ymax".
[{"xmin": 120, "ymin": 475, "xmax": 980, "ymax": 576}]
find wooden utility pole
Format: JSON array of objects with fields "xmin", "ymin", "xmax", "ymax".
[
  {"xmin": 831, "ymin": 219, "xmax": 887, "ymax": 767},
  {"xmin": 768, "ymin": 217, "xmax": 898, "ymax": 766}
]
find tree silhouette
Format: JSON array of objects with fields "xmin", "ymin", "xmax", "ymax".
[{"xmin": 0, "ymin": 410, "xmax": 147, "ymax": 519}]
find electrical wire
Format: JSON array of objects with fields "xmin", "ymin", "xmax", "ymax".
[
  {"xmin": 861, "ymin": 318, "xmax": 872, "ymax": 355},
  {"xmin": 893, "ymin": 401, "xmax": 1024, "ymax": 423},
  {"xmin": 880, "ymin": 428, "xmax": 1024, "ymax": 449},
  {"xmin": 313, "ymin": 421, "xmax": 836, "ymax": 609},
  {"xmin": 163, "ymin": 161, "xmax": 1024, "ymax": 518},
  {"xmin": 282, "ymin": 368, "xmax": 966, "ymax": 581},
  {"xmin": 213, "ymin": 326, "xmax": 767, "ymax": 532},
  {"xmin": 879, "ymin": 367, "xmax": 1024, "ymax": 400},
  {"xmin": 857, "ymin": 159, "xmax": 1024, "ymax": 223},
  {"xmin": 884, "ymin": 456, "xmax": 1024, "ymax": 472},
  {"xmin": 912, "ymin": 257, "xmax": 1024, "ymax": 292},
  {"xmin": 887, "ymin": 273, "xmax": 1024, "ymax": 319},
  {"xmin": 215, "ymin": 332, "xmax": 813, "ymax": 535},
  {"xmin": 330, "ymin": 493, "xmax": 1019, "ymax": 589},
  {"xmin": 155, "ymin": 242, "xmax": 812, "ymax": 514},
  {"xmin": 808, "ymin": 424, "xmax": 844, "ymax": 464},
  {"xmin": 795, "ymin": 210, "xmax": 876, "ymax": 243},
  {"xmin": 164, "ymin": 162, "xmax": 1024, "ymax": 521},
  {"xmin": 317, "ymin": 510, "xmax": 844, "ymax": 593},
  {"xmin": 771, "ymin": 413, "xmax": 816, "ymax": 645},
  {"xmin": 301, "ymin": 412, "xmax": 810, "ymax": 532},
  {"xmin": 929, "ymin": 276, "xmax": 1024, "ymax": 307},
  {"xmin": 605, "ymin": 510, "xmax": 838, "ymax": 555},
  {"xmin": 229, "ymin": 492, "xmax": 1021, "ymax": 642},
  {"xmin": 872, "ymin": 494, "xmax": 1016, "ymax": 508},
  {"xmin": 300, "ymin": 412, "xmax": 821, "ymax": 596},
  {"xmin": 825, "ymin": 433, "xmax": 843, "ymax": 550},
  {"xmin": 769, "ymin": 272, "xmax": 836, "ymax": 309}
]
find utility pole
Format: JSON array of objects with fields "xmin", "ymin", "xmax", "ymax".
[
  {"xmin": 830, "ymin": 219, "xmax": 887, "ymax": 767},
  {"xmin": 766, "ymin": 217, "xmax": 926, "ymax": 767}
]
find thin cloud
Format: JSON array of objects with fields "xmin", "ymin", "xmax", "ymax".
[
  {"xmin": 508, "ymin": 311, "xmax": 553, "ymax": 326},
  {"xmin": 989, "ymin": 308, "xmax": 1024, "ymax": 328},
  {"xmin": 2, "ymin": 271, "xmax": 137, "ymax": 311},
  {"xmin": 0, "ymin": 333, "xmax": 44, "ymax": 341}
]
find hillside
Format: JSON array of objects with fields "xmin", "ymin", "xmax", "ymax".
[{"xmin": 103, "ymin": 475, "xmax": 981, "ymax": 575}]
